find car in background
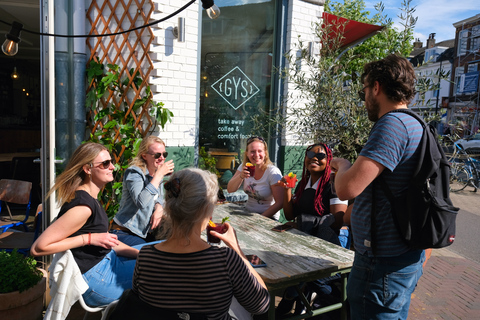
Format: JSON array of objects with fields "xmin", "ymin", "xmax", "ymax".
[{"xmin": 456, "ymin": 133, "xmax": 480, "ymax": 155}]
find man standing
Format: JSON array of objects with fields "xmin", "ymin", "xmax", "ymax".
[{"xmin": 331, "ymin": 54, "xmax": 425, "ymax": 319}]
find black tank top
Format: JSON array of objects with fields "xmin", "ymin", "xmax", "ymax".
[{"xmin": 58, "ymin": 190, "xmax": 110, "ymax": 273}]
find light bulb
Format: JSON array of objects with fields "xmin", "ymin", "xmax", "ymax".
[
  {"xmin": 206, "ymin": 5, "xmax": 221, "ymax": 20},
  {"xmin": 2, "ymin": 22, "xmax": 23, "ymax": 57},
  {"xmin": 2, "ymin": 39, "xmax": 19, "ymax": 56},
  {"xmin": 11, "ymin": 67, "xmax": 19, "ymax": 80}
]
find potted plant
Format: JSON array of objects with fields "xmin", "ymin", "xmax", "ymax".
[{"xmin": 0, "ymin": 249, "xmax": 47, "ymax": 320}]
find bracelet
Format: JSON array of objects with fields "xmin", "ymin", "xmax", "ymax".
[
  {"xmin": 81, "ymin": 234, "xmax": 85, "ymax": 246},
  {"xmin": 88, "ymin": 232, "xmax": 91, "ymax": 246}
]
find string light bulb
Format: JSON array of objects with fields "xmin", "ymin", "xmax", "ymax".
[
  {"xmin": 11, "ymin": 67, "xmax": 19, "ymax": 80},
  {"xmin": 201, "ymin": 0, "xmax": 221, "ymax": 19},
  {"xmin": 2, "ymin": 21, "xmax": 23, "ymax": 56}
]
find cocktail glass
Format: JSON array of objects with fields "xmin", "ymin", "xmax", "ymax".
[
  {"xmin": 207, "ymin": 223, "xmax": 227, "ymax": 244},
  {"xmin": 284, "ymin": 174, "xmax": 297, "ymax": 188},
  {"xmin": 246, "ymin": 162, "xmax": 255, "ymax": 177}
]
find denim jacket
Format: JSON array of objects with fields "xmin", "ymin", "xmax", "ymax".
[{"xmin": 113, "ymin": 166, "xmax": 164, "ymax": 238}]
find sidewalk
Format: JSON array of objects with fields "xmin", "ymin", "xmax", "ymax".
[
  {"xmin": 409, "ymin": 248, "xmax": 480, "ymax": 320},
  {"xmin": 409, "ymin": 188, "xmax": 480, "ymax": 320}
]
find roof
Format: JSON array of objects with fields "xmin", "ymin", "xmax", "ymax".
[{"xmin": 410, "ymin": 39, "xmax": 455, "ymax": 66}]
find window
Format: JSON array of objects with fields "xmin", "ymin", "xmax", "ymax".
[
  {"xmin": 454, "ymin": 67, "xmax": 465, "ymax": 94},
  {"xmin": 457, "ymin": 29, "xmax": 469, "ymax": 56}
]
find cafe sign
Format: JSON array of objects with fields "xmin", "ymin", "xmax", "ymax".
[{"xmin": 211, "ymin": 66, "xmax": 260, "ymax": 110}]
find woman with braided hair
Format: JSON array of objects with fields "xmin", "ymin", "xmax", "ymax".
[{"xmin": 279, "ymin": 143, "xmax": 348, "ymax": 244}]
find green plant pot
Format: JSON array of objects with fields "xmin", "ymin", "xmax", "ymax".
[{"xmin": 0, "ymin": 268, "xmax": 46, "ymax": 320}]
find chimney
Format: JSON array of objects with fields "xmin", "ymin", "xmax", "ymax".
[
  {"xmin": 426, "ymin": 33, "xmax": 436, "ymax": 48},
  {"xmin": 413, "ymin": 38, "xmax": 422, "ymax": 48}
]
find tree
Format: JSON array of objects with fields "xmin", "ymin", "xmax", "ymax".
[{"xmin": 275, "ymin": 0, "xmax": 418, "ymax": 162}]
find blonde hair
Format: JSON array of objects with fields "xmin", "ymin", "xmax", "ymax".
[
  {"xmin": 242, "ymin": 137, "xmax": 272, "ymax": 171},
  {"xmin": 129, "ymin": 135, "xmax": 165, "ymax": 174},
  {"xmin": 161, "ymin": 168, "xmax": 218, "ymax": 243},
  {"xmin": 47, "ymin": 142, "xmax": 107, "ymax": 207}
]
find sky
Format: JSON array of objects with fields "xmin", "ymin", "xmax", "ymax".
[
  {"xmin": 219, "ymin": 0, "xmax": 478, "ymax": 46},
  {"xmin": 369, "ymin": 0, "xmax": 480, "ymax": 45}
]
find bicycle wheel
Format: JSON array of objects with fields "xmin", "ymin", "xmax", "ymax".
[
  {"xmin": 450, "ymin": 163, "xmax": 470, "ymax": 192},
  {"xmin": 468, "ymin": 163, "xmax": 480, "ymax": 190}
]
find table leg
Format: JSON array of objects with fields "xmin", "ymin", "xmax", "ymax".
[{"xmin": 340, "ymin": 273, "xmax": 348, "ymax": 320}]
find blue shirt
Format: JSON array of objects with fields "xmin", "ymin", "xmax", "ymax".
[
  {"xmin": 351, "ymin": 112, "xmax": 422, "ymax": 257},
  {"xmin": 114, "ymin": 166, "xmax": 165, "ymax": 238}
]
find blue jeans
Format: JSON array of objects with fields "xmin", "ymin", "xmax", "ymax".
[
  {"xmin": 82, "ymin": 241, "xmax": 162, "ymax": 307},
  {"xmin": 347, "ymin": 249, "xmax": 425, "ymax": 320},
  {"xmin": 110, "ymin": 229, "xmax": 147, "ymax": 246}
]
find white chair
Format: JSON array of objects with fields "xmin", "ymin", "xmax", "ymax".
[
  {"xmin": 78, "ymin": 296, "xmax": 117, "ymax": 320},
  {"xmin": 45, "ymin": 250, "xmax": 117, "ymax": 320}
]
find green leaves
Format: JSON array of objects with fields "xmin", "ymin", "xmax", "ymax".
[
  {"xmin": 85, "ymin": 61, "xmax": 174, "ymax": 219},
  {"xmin": 0, "ymin": 250, "xmax": 43, "ymax": 293}
]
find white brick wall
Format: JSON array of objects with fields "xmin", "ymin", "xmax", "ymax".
[
  {"xmin": 149, "ymin": 1, "xmax": 200, "ymax": 147},
  {"xmin": 283, "ymin": 0, "xmax": 324, "ymax": 146}
]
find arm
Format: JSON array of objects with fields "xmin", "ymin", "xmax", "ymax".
[
  {"xmin": 149, "ymin": 203, "xmax": 164, "ymax": 230},
  {"xmin": 261, "ymin": 184, "xmax": 285, "ymax": 219},
  {"xmin": 31, "ymin": 206, "xmax": 119, "ymax": 256},
  {"xmin": 112, "ymin": 241, "xmax": 139, "ymax": 259},
  {"xmin": 331, "ymin": 156, "xmax": 385, "ymax": 201},
  {"xmin": 227, "ymin": 169, "xmax": 245, "ymax": 193},
  {"xmin": 330, "ymin": 203, "xmax": 348, "ymax": 229}
]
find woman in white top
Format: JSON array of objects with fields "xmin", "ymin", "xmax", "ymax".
[{"xmin": 227, "ymin": 136, "xmax": 284, "ymax": 220}]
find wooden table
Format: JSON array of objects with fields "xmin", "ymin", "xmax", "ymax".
[
  {"xmin": 0, "ymin": 152, "xmax": 40, "ymax": 163},
  {"xmin": 210, "ymin": 202, "xmax": 355, "ymax": 320}
]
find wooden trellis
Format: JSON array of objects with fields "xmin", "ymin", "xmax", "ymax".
[{"xmin": 85, "ymin": 0, "xmax": 155, "ymax": 160}]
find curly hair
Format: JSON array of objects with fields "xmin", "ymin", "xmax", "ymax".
[
  {"xmin": 361, "ymin": 54, "xmax": 416, "ymax": 104},
  {"xmin": 293, "ymin": 143, "xmax": 332, "ymax": 216}
]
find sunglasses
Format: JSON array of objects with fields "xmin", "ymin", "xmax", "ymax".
[
  {"xmin": 246, "ymin": 136, "xmax": 265, "ymax": 145},
  {"xmin": 148, "ymin": 152, "xmax": 168, "ymax": 159},
  {"xmin": 91, "ymin": 159, "xmax": 114, "ymax": 169},
  {"xmin": 306, "ymin": 151, "xmax": 326, "ymax": 160},
  {"xmin": 358, "ymin": 85, "xmax": 368, "ymax": 102}
]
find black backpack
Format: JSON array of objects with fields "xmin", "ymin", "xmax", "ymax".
[{"xmin": 372, "ymin": 109, "xmax": 459, "ymax": 252}]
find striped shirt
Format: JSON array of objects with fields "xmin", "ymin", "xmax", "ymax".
[
  {"xmin": 351, "ymin": 112, "xmax": 422, "ymax": 257},
  {"xmin": 132, "ymin": 245, "xmax": 270, "ymax": 320}
]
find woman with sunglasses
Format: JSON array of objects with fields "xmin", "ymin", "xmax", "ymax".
[
  {"xmin": 227, "ymin": 136, "xmax": 284, "ymax": 220},
  {"xmin": 31, "ymin": 142, "xmax": 156, "ymax": 307},
  {"xmin": 112, "ymin": 135, "xmax": 174, "ymax": 246},
  {"xmin": 280, "ymin": 143, "xmax": 348, "ymax": 244}
]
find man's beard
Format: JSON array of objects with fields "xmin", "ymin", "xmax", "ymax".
[{"xmin": 366, "ymin": 94, "xmax": 380, "ymax": 122}]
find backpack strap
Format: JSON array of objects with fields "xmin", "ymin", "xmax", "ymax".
[{"xmin": 370, "ymin": 108, "xmax": 424, "ymax": 256}]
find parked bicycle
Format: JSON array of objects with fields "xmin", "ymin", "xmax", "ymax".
[{"xmin": 443, "ymin": 135, "xmax": 480, "ymax": 192}]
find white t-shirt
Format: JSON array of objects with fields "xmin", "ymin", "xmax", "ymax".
[{"xmin": 239, "ymin": 163, "xmax": 283, "ymax": 220}]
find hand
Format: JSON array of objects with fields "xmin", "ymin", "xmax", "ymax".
[
  {"xmin": 210, "ymin": 222, "xmax": 241, "ymax": 252},
  {"xmin": 150, "ymin": 204, "xmax": 164, "ymax": 230},
  {"xmin": 275, "ymin": 177, "xmax": 289, "ymax": 189},
  {"xmin": 241, "ymin": 166, "xmax": 250, "ymax": 179},
  {"xmin": 155, "ymin": 159, "xmax": 175, "ymax": 178},
  {"xmin": 91, "ymin": 232, "xmax": 120, "ymax": 249},
  {"xmin": 330, "ymin": 158, "xmax": 350, "ymax": 173}
]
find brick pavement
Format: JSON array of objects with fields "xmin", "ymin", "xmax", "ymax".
[{"xmin": 409, "ymin": 248, "xmax": 480, "ymax": 320}]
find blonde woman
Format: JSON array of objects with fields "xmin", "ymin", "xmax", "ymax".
[
  {"xmin": 227, "ymin": 136, "xmax": 284, "ymax": 220},
  {"xmin": 31, "ymin": 142, "xmax": 151, "ymax": 307},
  {"xmin": 111, "ymin": 135, "xmax": 174, "ymax": 245},
  {"xmin": 131, "ymin": 168, "xmax": 270, "ymax": 319}
]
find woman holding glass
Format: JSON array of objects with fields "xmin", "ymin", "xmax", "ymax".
[
  {"xmin": 111, "ymin": 135, "xmax": 174, "ymax": 245},
  {"xmin": 131, "ymin": 168, "xmax": 270, "ymax": 319},
  {"xmin": 227, "ymin": 136, "xmax": 284, "ymax": 220}
]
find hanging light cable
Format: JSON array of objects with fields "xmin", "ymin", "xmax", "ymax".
[{"xmin": 1, "ymin": 0, "xmax": 220, "ymax": 56}]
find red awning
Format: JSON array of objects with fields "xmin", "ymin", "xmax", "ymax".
[{"xmin": 322, "ymin": 12, "xmax": 384, "ymax": 50}]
